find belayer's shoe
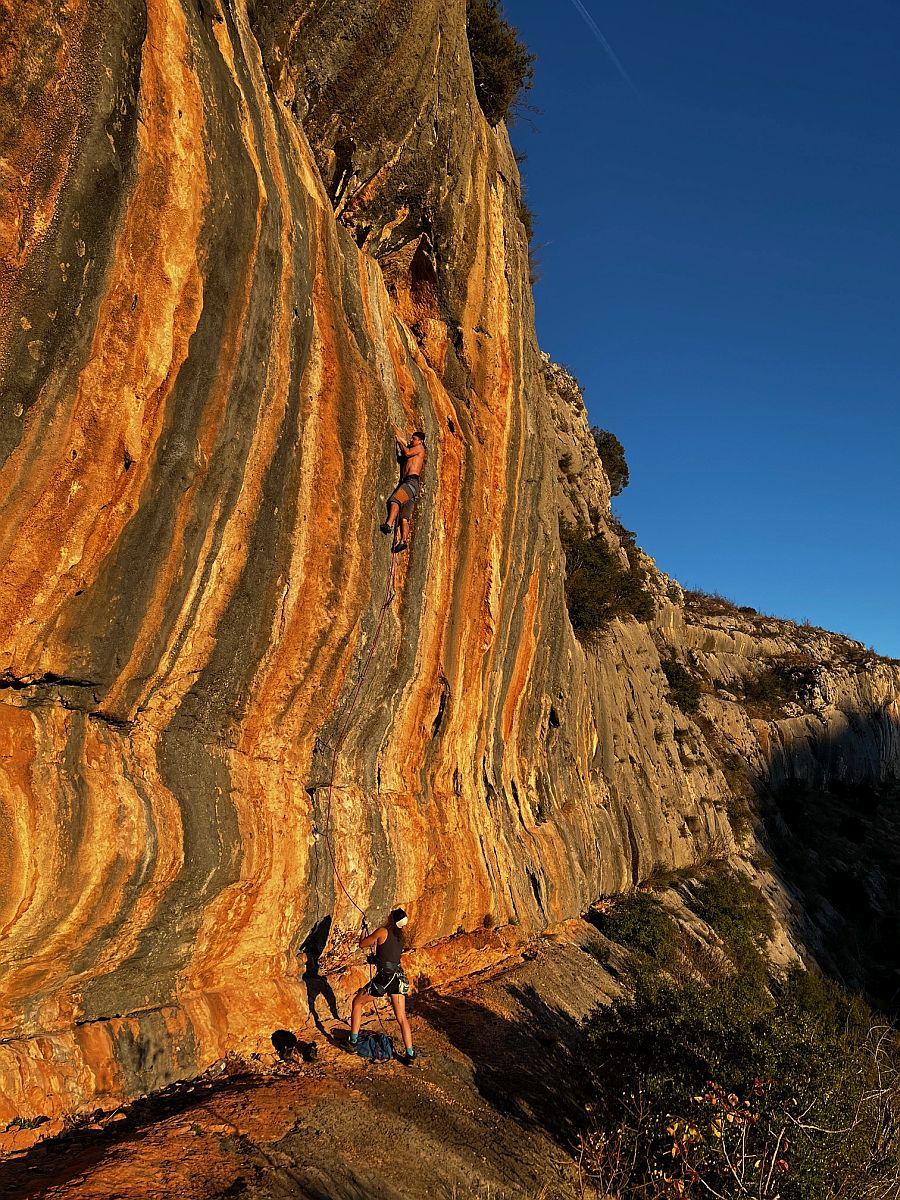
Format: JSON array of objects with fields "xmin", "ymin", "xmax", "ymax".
[
  {"xmin": 392, "ymin": 541, "xmax": 408, "ymax": 554},
  {"xmin": 379, "ymin": 522, "xmax": 392, "ymax": 535},
  {"xmin": 400, "ymin": 1048, "xmax": 416, "ymax": 1066}
]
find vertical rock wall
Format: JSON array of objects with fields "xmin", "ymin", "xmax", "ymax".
[{"xmin": 0, "ymin": 0, "xmax": 897, "ymax": 1123}]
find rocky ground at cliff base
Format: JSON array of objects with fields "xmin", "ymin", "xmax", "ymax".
[{"xmin": 0, "ymin": 925, "xmax": 619, "ymax": 1200}]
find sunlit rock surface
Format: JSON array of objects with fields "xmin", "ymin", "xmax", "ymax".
[{"xmin": 1, "ymin": 0, "xmax": 898, "ymax": 1125}]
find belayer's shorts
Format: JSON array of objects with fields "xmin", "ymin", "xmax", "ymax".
[
  {"xmin": 365, "ymin": 963, "xmax": 410, "ymax": 998},
  {"xmin": 388, "ymin": 475, "xmax": 420, "ymax": 522}
]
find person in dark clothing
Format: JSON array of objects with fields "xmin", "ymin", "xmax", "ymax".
[
  {"xmin": 349, "ymin": 907, "xmax": 415, "ymax": 1062},
  {"xmin": 380, "ymin": 424, "xmax": 426, "ymax": 554}
]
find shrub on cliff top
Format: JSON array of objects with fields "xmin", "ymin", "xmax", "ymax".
[
  {"xmin": 590, "ymin": 426, "xmax": 630, "ymax": 495},
  {"xmin": 466, "ymin": 0, "xmax": 535, "ymax": 126},
  {"xmin": 684, "ymin": 586, "xmax": 758, "ymax": 617},
  {"xmin": 561, "ymin": 523, "xmax": 654, "ymax": 639}
]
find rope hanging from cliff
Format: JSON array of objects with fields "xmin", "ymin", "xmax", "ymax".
[{"xmin": 320, "ymin": 550, "xmax": 398, "ymax": 923}]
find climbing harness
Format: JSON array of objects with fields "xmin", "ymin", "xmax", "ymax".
[{"xmin": 365, "ymin": 962, "xmax": 410, "ymax": 998}]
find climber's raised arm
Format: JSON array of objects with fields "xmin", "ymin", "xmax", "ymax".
[{"xmin": 390, "ymin": 421, "xmax": 407, "ymax": 452}]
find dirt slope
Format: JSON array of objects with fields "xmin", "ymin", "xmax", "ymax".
[{"xmin": 0, "ymin": 927, "xmax": 614, "ymax": 1199}]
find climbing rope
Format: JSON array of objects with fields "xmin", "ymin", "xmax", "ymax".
[
  {"xmin": 313, "ymin": 549, "xmax": 400, "ymax": 1037},
  {"xmin": 320, "ymin": 550, "xmax": 397, "ymax": 922},
  {"xmin": 313, "ymin": 548, "xmax": 397, "ymax": 1021}
]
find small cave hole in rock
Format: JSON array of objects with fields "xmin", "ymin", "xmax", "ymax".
[
  {"xmin": 410, "ymin": 238, "xmax": 439, "ymax": 307},
  {"xmin": 330, "ymin": 137, "xmax": 356, "ymax": 207},
  {"xmin": 548, "ymin": 705, "xmax": 560, "ymax": 729},
  {"xmin": 447, "ymin": 417, "xmax": 456, "ymax": 433},
  {"xmin": 431, "ymin": 680, "xmax": 450, "ymax": 738},
  {"xmin": 528, "ymin": 868, "xmax": 544, "ymax": 911},
  {"xmin": 123, "ymin": 450, "xmax": 134, "ymax": 471}
]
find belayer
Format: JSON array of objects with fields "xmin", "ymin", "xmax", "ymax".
[
  {"xmin": 349, "ymin": 907, "xmax": 415, "ymax": 1064},
  {"xmin": 380, "ymin": 423, "xmax": 426, "ymax": 553}
]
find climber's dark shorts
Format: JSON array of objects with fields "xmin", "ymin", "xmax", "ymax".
[
  {"xmin": 365, "ymin": 963, "xmax": 410, "ymax": 998},
  {"xmin": 387, "ymin": 475, "xmax": 420, "ymax": 522}
]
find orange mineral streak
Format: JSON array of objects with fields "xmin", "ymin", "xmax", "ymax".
[
  {"xmin": 441, "ymin": 194, "xmax": 517, "ymax": 773},
  {"xmin": 73, "ymin": 1019, "xmax": 124, "ymax": 1104},
  {"xmin": 0, "ymin": 706, "xmax": 38, "ymax": 985},
  {"xmin": 0, "ymin": 0, "xmax": 207, "ymax": 674},
  {"xmin": 501, "ymin": 568, "xmax": 540, "ymax": 745}
]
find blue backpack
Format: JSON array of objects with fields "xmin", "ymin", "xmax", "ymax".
[{"xmin": 355, "ymin": 1031, "xmax": 394, "ymax": 1062}]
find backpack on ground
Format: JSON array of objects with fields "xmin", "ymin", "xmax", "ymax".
[{"xmin": 355, "ymin": 1031, "xmax": 394, "ymax": 1062}]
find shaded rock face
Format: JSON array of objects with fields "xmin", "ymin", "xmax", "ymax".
[{"xmin": 0, "ymin": 0, "xmax": 898, "ymax": 1125}]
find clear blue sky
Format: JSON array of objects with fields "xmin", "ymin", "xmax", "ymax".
[{"xmin": 505, "ymin": 0, "xmax": 900, "ymax": 657}]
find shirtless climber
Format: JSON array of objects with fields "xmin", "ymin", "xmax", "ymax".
[
  {"xmin": 349, "ymin": 907, "xmax": 415, "ymax": 1064},
  {"xmin": 380, "ymin": 423, "xmax": 426, "ymax": 553}
]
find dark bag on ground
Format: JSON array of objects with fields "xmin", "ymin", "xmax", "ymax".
[{"xmin": 355, "ymin": 1031, "xmax": 394, "ymax": 1062}]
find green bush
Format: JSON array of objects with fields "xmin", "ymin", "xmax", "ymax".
[
  {"xmin": 590, "ymin": 426, "xmax": 630, "ymax": 495},
  {"xmin": 693, "ymin": 867, "xmax": 773, "ymax": 976},
  {"xmin": 593, "ymin": 891, "xmax": 678, "ymax": 967},
  {"xmin": 660, "ymin": 655, "xmax": 704, "ymax": 713},
  {"xmin": 725, "ymin": 793, "xmax": 753, "ymax": 840},
  {"xmin": 466, "ymin": 0, "xmax": 535, "ymax": 126},
  {"xmin": 683, "ymin": 587, "xmax": 760, "ymax": 617},
  {"xmin": 738, "ymin": 653, "xmax": 819, "ymax": 717},
  {"xmin": 582, "ymin": 968, "xmax": 900, "ymax": 1199},
  {"xmin": 561, "ymin": 523, "xmax": 654, "ymax": 640}
]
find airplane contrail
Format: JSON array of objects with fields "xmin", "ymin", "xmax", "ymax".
[{"xmin": 566, "ymin": 0, "xmax": 641, "ymax": 97}]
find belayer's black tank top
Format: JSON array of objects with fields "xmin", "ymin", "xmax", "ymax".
[{"xmin": 376, "ymin": 925, "xmax": 404, "ymax": 967}]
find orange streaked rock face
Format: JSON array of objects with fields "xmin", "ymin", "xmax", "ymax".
[{"xmin": 1, "ymin": 0, "xmax": 899, "ymax": 1129}]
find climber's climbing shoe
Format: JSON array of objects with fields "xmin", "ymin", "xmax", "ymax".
[
  {"xmin": 392, "ymin": 541, "xmax": 408, "ymax": 554},
  {"xmin": 379, "ymin": 522, "xmax": 392, "ymax": 535}
]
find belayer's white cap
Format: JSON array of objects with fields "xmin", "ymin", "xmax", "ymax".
[{"xmin": 395, "ymin": 915, "xmax": 408, "ymax": 927}]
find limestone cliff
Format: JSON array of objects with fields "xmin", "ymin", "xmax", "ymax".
[{"xmin": 1, "ymin": 0, "xmax": 898, "ymax": 1129}]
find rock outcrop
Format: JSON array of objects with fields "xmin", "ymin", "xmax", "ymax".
[{"xmin": 1, "ymin": 0, "xmax": 898, "ymax": 1128}]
